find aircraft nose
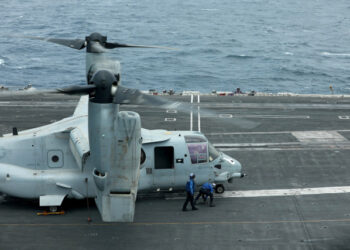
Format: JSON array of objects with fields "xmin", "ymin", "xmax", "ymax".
[
  {"xmin": 233, "ymin": 158, "xmax": 242, "ymax": 171},
  {"xmin": 222, "ymin": 153, "xmax": 245, "ymax": 180},
  {"xmin": 222, "ymin": 153, "xmax": 240, "ymax": 169}
]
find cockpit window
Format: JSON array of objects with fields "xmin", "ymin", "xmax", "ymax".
[
  {"xmin": 187, "ymin": 143, "xmax": 208, "ymax": 164},
  {"xmin": 209, "ymin": 143, "xmax": 220, "ymax": 162},
  {"xmin": 185, "ymin": 136, "xmax": 207, "ymax": 143}
]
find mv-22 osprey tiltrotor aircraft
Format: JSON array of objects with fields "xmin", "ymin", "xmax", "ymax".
[{"xmin": 0, "ymin": 33, "xmax": 245, "ymax": 222}]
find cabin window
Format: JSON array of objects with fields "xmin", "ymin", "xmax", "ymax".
[
  {"xmin": 187, "ymin": 143, "xmax": 208, "ymax": 164},
  {"xmin": 47, "ymin": 150, "xmax": 64, "ymax": 168},
  {"xmin": 154, "ymin": 147, "xmax": 174, "ymax": 169},
  {"xmin": 140, "ymin": 148, "xmax": 146, "ymax": 165}
]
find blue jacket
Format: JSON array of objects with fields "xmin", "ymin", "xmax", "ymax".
[
  {"xmin": 186, "ymin": 179, "xmax": 195, "ymax": 195},
  {"xmin": 201, "ymin": 182, "xmax": 214, "ymax": 193}
]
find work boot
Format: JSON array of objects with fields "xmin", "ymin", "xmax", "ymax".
[
  {"xmin": 192, "ymin": 207, "xmax": 198, "ymax": 210},
  {"xmin": 182, "ymin": 208, "xmax": 188, "ymax": 212}
]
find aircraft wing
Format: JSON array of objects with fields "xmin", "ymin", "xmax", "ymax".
[
  {"xmin": 2, "ymin": 95, "xmax": 88, "ymax": 137},
  {"xmin": 141, "ymin": 129, "xmax": 172, "ymax": 144},
  {"xmin": 73, "ymin": 95, "xmax": 89, "ymax": 117}
]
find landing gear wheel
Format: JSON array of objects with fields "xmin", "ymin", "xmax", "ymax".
[
  {"xmin": 215, "ymin": 184, "xmax": 225, "ymax": 194},
  {"xmin": 49, "ymin": 206, "xmax": 58, "ymax": 212}
]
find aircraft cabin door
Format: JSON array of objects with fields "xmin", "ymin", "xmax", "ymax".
[{"xmin": 153, "ymin": 146, "xmax": 175, "ymax": 189}]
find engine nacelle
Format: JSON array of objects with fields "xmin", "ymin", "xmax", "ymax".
[{"xmin": 88, "ymin": 101, "xmax": 142, "ymax": 222}]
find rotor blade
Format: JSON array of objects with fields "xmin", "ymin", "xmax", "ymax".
[
  {"xmin": 0, "ymin": 89, "xmax": 57, "ymax": 97},
  {"xmin": 24, "ymin": 36, "xmax": 86, "ymax": 50},
  {"xmin": 113, "ymin": 85, "xmax": 169, "ymax": 106},
  {"xmin": 0, "ymin": 85, "xmax": 95, "ymax": 98},
  {"xmin": 56, "ymin": 85, "xmax": 96, "ymax": 95},
  {"xmin": 113, "ymin": 86, "xmax": 259, "ymax": 129},
  {"xmin": 105, "ymin": 42, "xmax": 177, "ymax": 50}
]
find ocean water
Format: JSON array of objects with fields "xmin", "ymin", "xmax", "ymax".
[{"xmin": 0, "ymin": 0, "xmax": 349, "ymax": 94}]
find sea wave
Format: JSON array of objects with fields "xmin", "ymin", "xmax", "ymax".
[
  {"xmin": 200, "ymin": 8, "xmax": 219, "ymax": 11},
  {"xmin": 279, "ymin": 66, "xmax": 331, "ymax": 78},
  {"xmin": 198, "ymin": 48, "xmax": 223, "ymax": 54},
  {"xmin": 0, "ymin": 0, "xmax": 349, "ymax": 94},
  {"xmin": 321, "ymin": 52, "xmax": 350, "ymax": 57},
  {"xmin": 269, "ymin": 77, "xmax": 297, "ymax": 82},
  {"xmin": 225, "ymin": 54, "xmax": 255, "ymax": 59}
]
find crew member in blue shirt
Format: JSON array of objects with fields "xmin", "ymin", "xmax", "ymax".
[
  {"xmin": 182, "ymin": 173, "xmax": 198, "ymax": 211},
  {"xmin": 194, "ymin": 182, "xmax": 216, "ymax": 207}
]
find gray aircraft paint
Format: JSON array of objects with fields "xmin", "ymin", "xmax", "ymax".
[
  {"xmin": 0, "ymin": 96, "xmax": 242, "ymax": 221},
  {"xmin": 0, "ymin": 33, "xmax": 243, "ymax": 222}
]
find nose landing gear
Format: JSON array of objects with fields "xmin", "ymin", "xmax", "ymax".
[{"xmin": 215, "ymin": 184, "xmax": 225, "ymax": 194}]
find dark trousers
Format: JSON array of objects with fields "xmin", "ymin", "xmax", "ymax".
[
  {"xmin": 183, "ymin": 192, "xmax": 196, "ymax": 210},
  {"xmin": 195, "ymin": 189, "xmax": 214, "ymax": 204}
]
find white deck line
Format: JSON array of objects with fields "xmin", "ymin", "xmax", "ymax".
[
  {"xmin": 190, "ymin": 94, "xmax": 193, "ymax": 131},
  {"xmin": 166, "ymin": 186, "xmax": 350, "ymax": 200},
  {"xmin": 201, "ymin": 114, "xmax": 310, "ymax": 119},
  {"xmin": 219, "ymin": 186, "xmax": 350, "ymax": 198},
  {"xmin": 213, "ymin": 142, "xmax": 301, "ymax": 147},
  {"xmin": 197, "ymin": 94, "xmax": 201, "ymax": 132},
  {"xmin": 206, "ymin": 129, "xmax": 350, "ymax": 136}
]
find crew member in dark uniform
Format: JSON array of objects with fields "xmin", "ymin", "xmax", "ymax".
[
  {"xmin": 194, "ymin": 182, "xmax": 216, "ymax": 207},
  {"xmin": 182, "ymin": 173, "xmax": 198, "ymax": 211}
]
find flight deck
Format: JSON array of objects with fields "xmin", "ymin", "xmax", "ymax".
[{"xmin": 1, "ymin": 93, "xmax": 350, "ymax": 249}]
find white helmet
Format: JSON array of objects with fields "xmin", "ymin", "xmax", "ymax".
[{"xmin": 189, "ymin": 173, "xmax": 195, "ymax": 178}]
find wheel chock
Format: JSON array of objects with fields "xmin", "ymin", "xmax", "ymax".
[{"xmin": 37, "ymin": 211, "xmax": 65, "ymax": 216}]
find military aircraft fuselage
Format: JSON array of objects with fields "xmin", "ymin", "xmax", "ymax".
[
  {"xmin": 138, "ymin": 130, "xmax": 242, "ymax": 192},
  {"xmin": 0, "ymin": 104, "xmax": 242, "ymax": 203},
  {"xmin": 0, "ymin": 32, "xmax": 245, "ymax": 222}
]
